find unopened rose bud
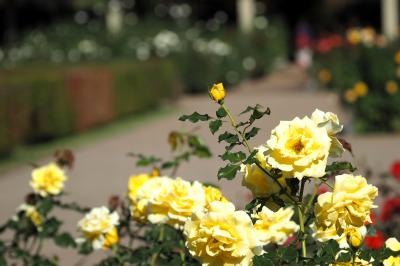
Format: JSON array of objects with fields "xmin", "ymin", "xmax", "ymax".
[
  {"xmin": 347, "ymin": 229, "xmax": 363, "ymax": 249},
  {"xmin": 25, "ymin": 193, "xmax": 37, "ymax": 205},
  {"xmin": 152, "ymin": 167, "xmax": 160, "ymax": 177},
  {"xmin": 209, "ymin": 83, "xmax": 226, "ymax": 103}
]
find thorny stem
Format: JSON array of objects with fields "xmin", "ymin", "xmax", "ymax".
[
  {"xmin": 298, "ymin": 179, "xmax": 307, "ymax": 258},
  {"xmin": 221, "ymin": 103, "xmax": 297, "ymax": 203}
]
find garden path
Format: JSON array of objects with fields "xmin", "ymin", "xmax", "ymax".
[{"xmin": 0, "ymin": 65, "xmax": 399, "ymax": 264}]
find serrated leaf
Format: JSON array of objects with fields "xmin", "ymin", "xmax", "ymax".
[
  {"xmin": 250, "ymin": 106, "xmax": 271, "ymax": 121},
  {"xmin": 209, "ymin": 120, "xmax": 222, "ymax": 134},
  {"xmin": 240, "ymin": 104, "xmax": 263, "ymax": 115},
  {"xmin": 253, "ymin": 254, "xmax": 275, "ymax": 266},
  {"xmin": 217, "ymin": 164, "xmax": 241, "ymax": 180},
  {"xmin": 136, "ymin": 155, "xmax": 162, "ymax": 167},
  {"xmin": 218, "ymin": 132, "xmax": 239, "ymax": 143},
  {"xmin": 220, "ymin": 151, "xmax": 246, "ymax": 163},
  {"xmin": 179, "ymin": 112, "xmax": 211, "ymax": 123},
  {"xmin": 216, "ymin": 107, "xmax": 227, "ymax": 118},
  {"xmin": 244, "ymin": 127, "xmax": 260, "ymax": 140},
  {"xmin": 54, "ymin": 232, "xmax": 77, "ymax": 248},
  {"xmin": 243, "ymin": 150, "xmax": 258, "ymax": 164},
  {"xmin": 326, "ymin": 162, "xmax": 356, "ymax": 172}
]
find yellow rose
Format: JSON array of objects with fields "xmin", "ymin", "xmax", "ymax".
[
  {"xmin": 128, "ymin": 173, "xmax": 153, "ymax": 202},
  {"xmin": 30, "ymin": 163, "xmax": 68, "ymax": 197},
  {"xmin": 209, "ymin": 83, "xmax": 226, "ymax": 102},
  {"xmin": 312, "ymin": 174, "xmax": 377, "ymax": 245},
  {"xmin": 345, "ymin": 227, "xmax": 364, "ymax": 249},
  {"xmin": 386, "ymin": 237, "xmax": 400, "ymax": 251},
  {"xmin": 253, "ymin": 206, "xmax": 299, "ymax": 245},
  {"xmin": 354, "ymin": 82, "xmax": 368, "ymax": 97},
  {"xmin": 265, "ymin": 116, "xmax": 331, "ymax": 179},
  {"xmin": 18, "ymin": 204, "xmax": 44, "ymax": 229},
  {"xmin": 344, "ymin": 89, "xmax": 358, "ymax": 103},
  {"xmin": 130, "ymin": 176, "xmax": 172, "ymax": 222},
  {"xmin": 386, "ymin": 80, "xmax": 398, "ymax": 95},
  {"xmin": 204, "ymin": 185, "xmax": 228, "ymax": 207},
  {"xmin": 311, "ymin": 109, "xmax": 344, "ymax": 157},
  {"xmin": 77, "ymin": 206, "xmax": 119, "ymax": 250},
  {"xmin": 383, "ymin": 256, "xmax": 400, "ymax": 266},
  {"xmin": 184, "ymin": 201, "xmax": 263, "ymax": 266},
  {"xmin": 147, "ymin": 178, "xmax": 206, "ymax": 229},
  {"xmin": 241, "ymin": 145, "xmax": 288, "ymax": 198}
]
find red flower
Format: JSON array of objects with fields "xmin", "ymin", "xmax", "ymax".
[
  {"xmin": 380, "ymin": 198, "xmax": 400, "ymax": 222},
  {"xmin": 391, "ymin": 161, "xmax": 400, "ymax": 180},
  {"xmin": 364, "ymin": 230, "xmax": 385, "ymax": 250},
  {"xmin": 317, "ymin": 185, "xmax": 329, "ymax": 195}
]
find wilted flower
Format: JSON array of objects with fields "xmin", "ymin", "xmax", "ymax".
[
  {"xmin": 265, "ymin": 116, "xmax": 331, "ymax": 179},
  {"xmin": 253, "ymin": 206, "xmax": 299, "ymax": 245},
  {"xmin": 77, "ymin": 206, "xmax": 119, "ymax": 250},
  {"xmin": 30, "ymin": 163, "xmax": 68, "ymax": 197},
  {"xmin": 184, "ymin": 201, "xmax": 263, "ymax": 266}
]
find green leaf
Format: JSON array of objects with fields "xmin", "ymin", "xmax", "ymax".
[
  {"xmin": 40, "ymin": 217, "xmax": 62, "ymax": 237},
  {"xmin": 240, "ymin": 104, "xmax": 262, "ymax": 115},
  {"xmin": 188, "ymin": 135, "xmax": 212, "ymax": 158},
  {"xmin": 220, "ymin": 151, "xmax": 246, "ymax": 163},
  {"xmin": 37, "ymin": 198, "xmax": 53, "ymax": 216},
  {"xmin": 217, "ymin": 164, "xmax": 241, "ymax": 180},
  {"xmin": 326, "ymin": 162, "xmax": 357, "ymax": 172},
  {"xmin": 54, "ymin": 232, "xmax": 77, "ymax": 248},
  {"xmin": 179, "ymin": 112, "xmax": 211, "ymax": 123},
  {"xmin": 79, "ymin": 240, "xmax": 93, "ymax": 255},
  {"xmin": 250, "ymin": 106, "xmax": 271, "ymax": 121},
  {"xmin": 209, "ymin": 119, "xmax": 222, "ymax": 134},
  {"xmin": 244, "ymin": 127, "xmax": 260, "ymax": 140},
  {"xmin": 135, "ymin": 154, "xmax": 162, "ymax": 167},
  {"xmin": 216, "ymin": 107, "xmax": 227, "ymax": 118},
  {"xmin": 253, "ymin": 254, "xmax": 275, "ymax": 266},
  {"xmin": 218, "ymin": 132, "xmax": 239, "ymax": 143},
  {"xmin": 243, "ymin": 150, "xmax": 258, "ymax": 164}
]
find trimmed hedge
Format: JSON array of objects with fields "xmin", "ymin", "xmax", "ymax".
[{"xmin": 0, "ymin": 60, "xmax": 179, "ymax": 157}]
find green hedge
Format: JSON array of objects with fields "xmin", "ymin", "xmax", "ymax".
[{"xmin": 0, "ymin": 60, "xmax": 179, "ymax": 157}]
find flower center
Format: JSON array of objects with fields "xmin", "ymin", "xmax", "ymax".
[{"xmin": 292, "ymin": 140, "xmax": 304, "ymax": 153}]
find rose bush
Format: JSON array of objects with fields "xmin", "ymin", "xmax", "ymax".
[{"xmin": 0, "ymin": 83, "xmax": 399, "ymax": 265}]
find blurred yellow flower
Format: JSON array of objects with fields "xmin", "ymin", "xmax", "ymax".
[
  {"xmin": 313, "ymin": 174, "xmax": 377, "ymax": 245},
  {"xmin": 77, "ymin": 206, "xmax": 119, "ymax": 250},
  {"xmin": 147, "ymin": 178, "xmax": 206, "ymax": 229},
  {"xmin": 344, "ymin": 89, "xmax": 358, "ymax": 103},
  {"xmin": 383, "ymin": 256, "xmax": 400, "ymax": 266},
  {"xmin": 386, "ymin": 237, "xmax": 400, "ymax": 251},
  {"xmin": 318, "ymin": 69, "xmax": 332, "ymax": 84},
  {"xmin": 386, "ymin": 80, "xmax": 398, "ymax": 95},
  {"xmin": 19, "ymin": 204, "xmax": 43, "ymax": 229},
  {"xmin": 209, "ymin": 83, "xmax": 226, "ymax": 102},
  {"xmin": 128, "ymin": 173, "xmax": 153, "ymax": 202},
  {"xmin": 395, "ymin": 51, "xmax": 400, "ymax": 64},
  {"xmin": 354, "ymin": 82, "xmax": 368, "ymax": 96},
  {"xmin": 253, "ymin": 206, "xmax": 299, "ymax": 245},
  {"xmin": 346, "ymin": 28, "xmax": 361, "ymax": 45},
  {"xmin": 241, "ymin": 145, "xmax": 288, "ymax": 198},
  {"xmin": 265, "ymin": 116, "xmax": 331, "ymax": 179},
  {"xmin": 30, "ymin": 163, "xmax": 67, "ymax": 197},
  {"xmin": 184, "ymin": 201, "xmax": 263, "ymax": 266},
  {"xmin": 311, "ymin": 109, "xmax": 344, "ymax": 157}
]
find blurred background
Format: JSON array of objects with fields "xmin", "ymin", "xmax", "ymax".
[{"xmin": 0, "ymin": 0, "xmax": 400, "ymax": 262}]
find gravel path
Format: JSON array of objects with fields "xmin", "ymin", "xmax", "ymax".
[{"xmin": 1, "ymin": 65, "xmax": 399, "ymax": 264}]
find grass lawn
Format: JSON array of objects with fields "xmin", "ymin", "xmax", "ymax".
[{"xmin": 0, "ymin": 106, "xmax": 178, "ymax": 174}]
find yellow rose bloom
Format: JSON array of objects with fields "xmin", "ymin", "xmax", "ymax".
[
  {"xmin": 209, "ymin": 83, "xmax": 226, "ymax": 102},
  {"xmin": 354, "ymin": 82, "xmax": 368, "ymax": 97},
  {"xmin": 265, "ymin": 116, "xmax": 331, "ymax": 179},
  {"xmin": 128, "ymin": 173, "xmax": 153, "ymax": 202},
  {"xmin": 253, "ymin": 206, "xmax": 299, "ymax": 245},
  {"xmin": 345, "ymin": 227, "xmax": 364, "ymax": 249},
  {"xmin": 344, "ymin": 89, "xmax": 358, "ymax": 103},
  {"xmin": 318, "ymin": 69, "xmax": 332, "ymax": 84},
  {"xmin": 147, "ymin": 178, "xmax": 206, "ymax": 229},
  {"xmin": 311, "ymin": 109, "xmax": 344, "ymax": 157},
  {"xmin": 30, "ymin": 163, "xmax": 68, "ymax": 197},
  {"xmin": 386, "ymin": 80, "xmax": 398, "ymax": 95},
  {"xmin": 241, "ymin": 145, "xmax": 288, "ymax": 198},
  {"xmin": 204, "ymin": 185, "xmax": 228, "ymax": 208},
  {"xmin": 184, "ymin": 201, "xmax": 263, "ymax": 266},
  {"xmin": 312, "ymin": 174, "xmax": 377, "ymax": 245},
  {"xmin": 130, "ymin": 176, "xmax": 172, "ymax": 222},
  {"xmin": 395, "ymin": 51, "xmax": 400, "ymax": 64},
  {"xmin": 77, "ymin": 206, "xmax": 119, "ymax": 250},
  {"xmin": 383, "ymin": 256, "xmax": 400, "ymax": 266},
  {"xmin": 18, "ymin": 204, "xmax": 44, "ymax": 229},
  {"xmin": 386, "ymin": 237, "xmax": 400, "ymax": 251}
]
